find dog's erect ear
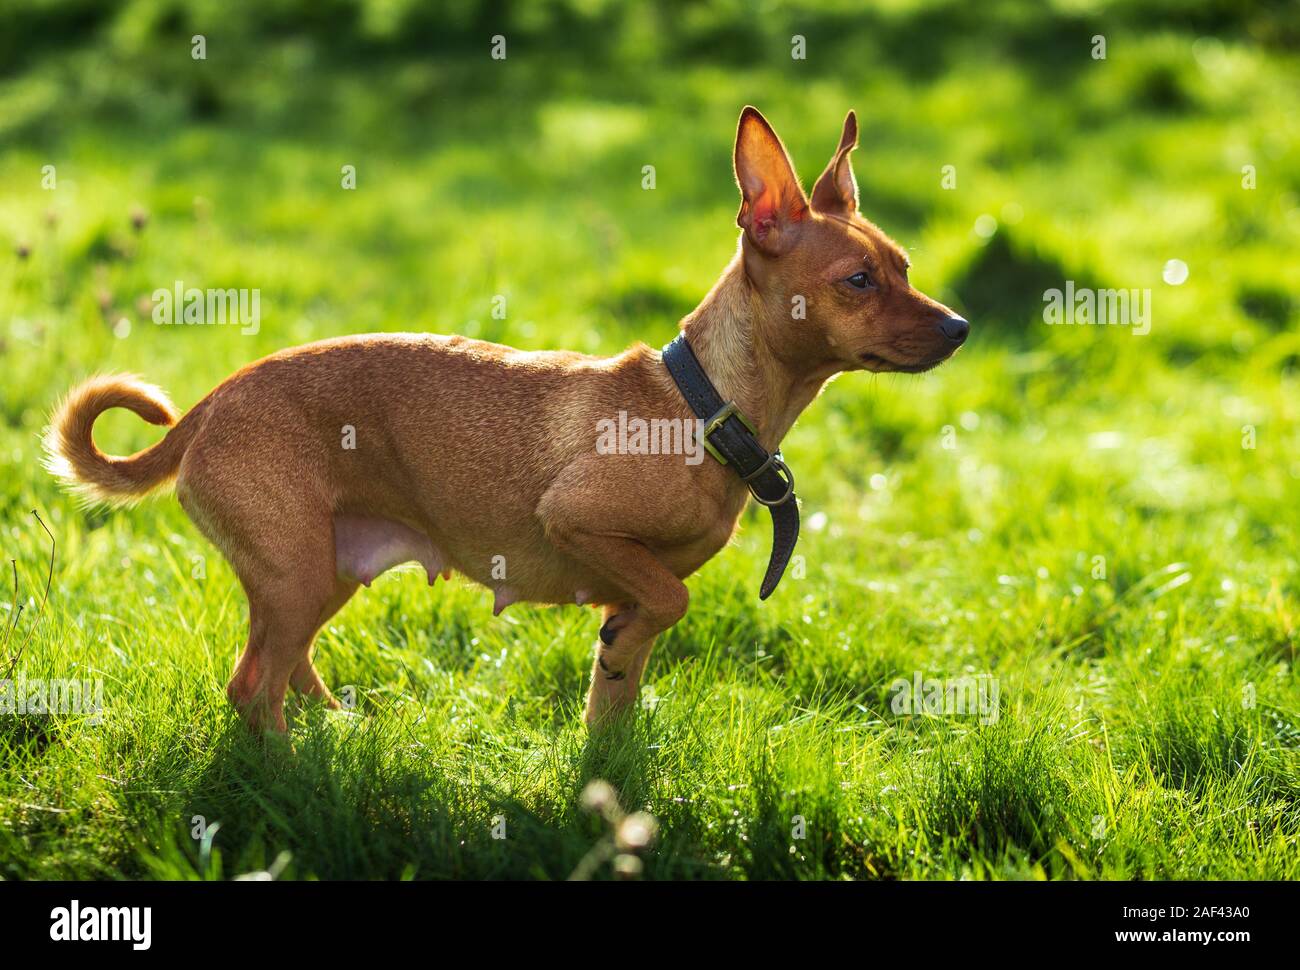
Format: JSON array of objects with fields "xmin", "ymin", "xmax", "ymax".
[
  {"xmin": 734, "ymin": 106, "xmax": 808, "ymax": 254},
  {"xmin": 810, "ymin": 110, "xmax": 859, "ymax": 217}
]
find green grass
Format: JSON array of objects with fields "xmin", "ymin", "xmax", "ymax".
[{"xmin": 1, "ymin": 0, "xmax": 1298, "ymax": 879}]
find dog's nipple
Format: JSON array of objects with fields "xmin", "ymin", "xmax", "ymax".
[{"xmin": 492, "ymin": 587, "xmax": 519, "ymax": 617}]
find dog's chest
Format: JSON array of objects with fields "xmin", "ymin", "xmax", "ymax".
[{"xmin": 653, "ymin": 490, "xmax": 748, "ymax": 578}]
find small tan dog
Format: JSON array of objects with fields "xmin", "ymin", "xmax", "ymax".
[{"xmin": 47, "ymin": 107, "xmax": 967, "ymax": 733}]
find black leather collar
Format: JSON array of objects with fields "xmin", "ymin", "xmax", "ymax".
[{"xmin": 661, "ymin": 333, "xmax": 799, "ymax": 600}]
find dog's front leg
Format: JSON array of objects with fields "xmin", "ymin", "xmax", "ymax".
[
  {"xmin": 586, "ymin": 604, "xmax": 659, "ymax": 724},
  {"xmin": 548, "ymin": 530, "xmax": 688, "ymax": 727}
]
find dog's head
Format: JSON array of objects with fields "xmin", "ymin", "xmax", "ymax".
[{"xmin": 733, "ymin": 106, "xmax": 968, "ymax": 374}]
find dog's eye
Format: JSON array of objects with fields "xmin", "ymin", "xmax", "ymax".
[{"xmin": 845, "ymin": 272, "xmax": 873, "ymax": 289}]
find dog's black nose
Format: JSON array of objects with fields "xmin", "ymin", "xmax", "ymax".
[{"xmin": 939, "ymin": 315, "xmax": 969, "ymax": 344}]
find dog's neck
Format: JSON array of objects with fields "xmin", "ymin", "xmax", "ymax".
[{"xmin": 678, "ymin": 248, "xmax": 840, "ymax": 449}]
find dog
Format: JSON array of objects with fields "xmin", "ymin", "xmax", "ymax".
[{"xmin": 46, "ymin": 107, "xmax": 968, "ymax": 733}]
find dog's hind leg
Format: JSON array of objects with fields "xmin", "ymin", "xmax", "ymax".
[
  {"xmin": 288, "ymin": 578, "xmax": 359, "ymax": 708},
  {"xmin": 181, "ymin": 475, "xmax": 340, "ymax": 733},
  {"xmin": 226, "ymin": 547, "xmax": 338, "ymax": 734}
]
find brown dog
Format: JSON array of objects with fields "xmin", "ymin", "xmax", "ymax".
[{"xmin": 46, "ymin": 107, "xmax": 967, "ymax": 733}]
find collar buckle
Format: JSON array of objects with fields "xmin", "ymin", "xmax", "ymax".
[{"xmin": 701, "ymin": 400, "xmax": 758, "ymax": 466}]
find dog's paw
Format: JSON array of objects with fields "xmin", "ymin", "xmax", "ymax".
[
  {"xmin": 598, "ymin": 607, "xmax": 637, "ymax": 646},
  {"xmin": 596, "ymin": 654, "xmax": 626, "ymax": 681}
]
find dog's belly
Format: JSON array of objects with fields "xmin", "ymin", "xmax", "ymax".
[
  {"xmin": 334, "ymin": 514, "xmax": 445, "ymax": 587},
  {"xmin": 333, "ymin": 513, "xmax": 602, "ymax": 610}
]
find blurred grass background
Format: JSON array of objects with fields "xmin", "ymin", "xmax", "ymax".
[{"xmin": 1, "ymin": 0, "xmax": 1298, "ymax": 879}]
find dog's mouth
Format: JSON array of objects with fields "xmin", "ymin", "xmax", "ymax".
[{"xmin": 857, "ymin": 351, "xmax": 949, "ymax": 374}]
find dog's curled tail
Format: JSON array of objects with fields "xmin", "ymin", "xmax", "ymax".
[{"xmin": 43, "ymin": 374, "xmax": 196, "ymax": 506}]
